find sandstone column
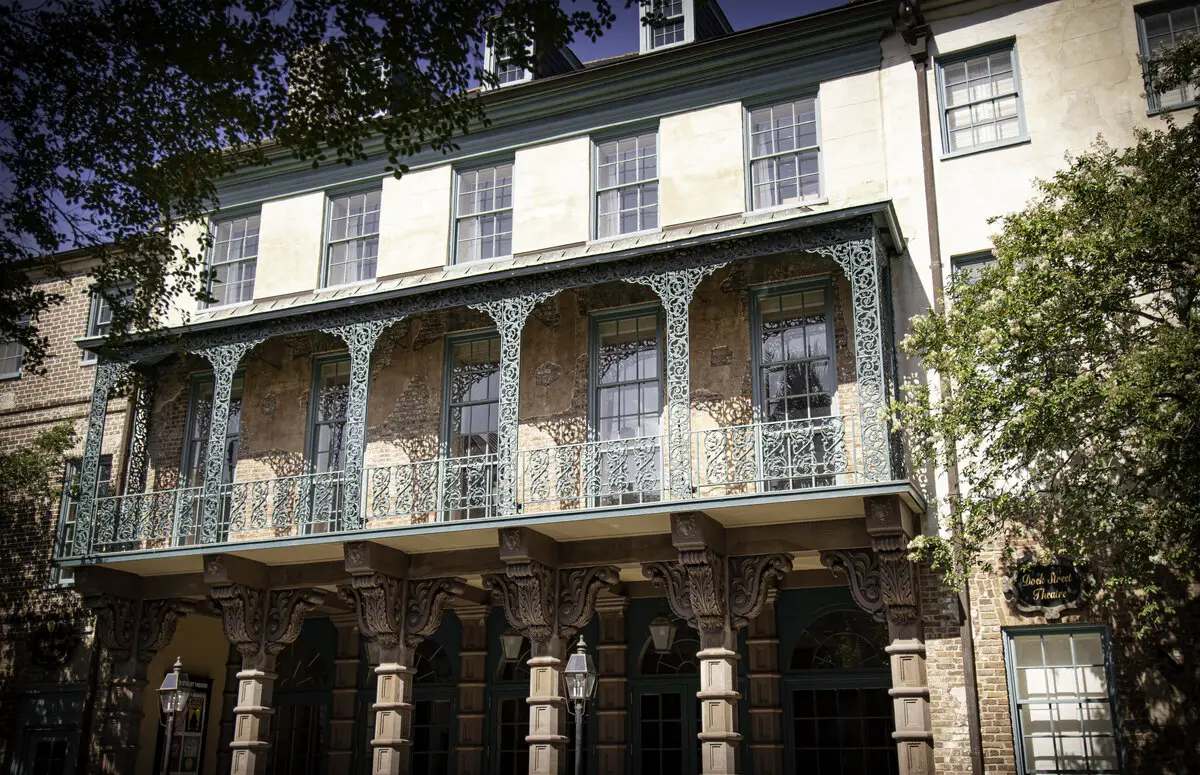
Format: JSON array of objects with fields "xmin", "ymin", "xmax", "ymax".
[
  {"xmin": 746, "ymin": 591, "xmax": 783, "ymax": 775},
  {"xmin": 328, "ymin": 614, "xmax": 361, "ymax": 775},
  {"xmin": 206, "ymin": 555, "xmax": 326, "ymax": 775},
  {"xmin": 338, "ymin": 541, "xmax": 465, "ymax": 775},
  {"xmin": 643, "ymin": 512, "xmax": 791, "ymax": 775},
  {"xmin": 483, "ymin": 526, "xmax": 618, "ymax": 775},
  {"xmin": 82, "ymin": 590, "xmax": 194, "ymax": 775}
]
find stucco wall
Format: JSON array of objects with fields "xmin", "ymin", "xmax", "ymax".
[
  {"xmin": 659, "ymin": 102, "xmax": 746, "ymax": 226},
  {"xmin": 254, "ymin": 192, "xmax": 325, "ymax": 300},
  {"xmin": 377, "ymin": 166, "xmax": 452, "ymax": 278},
  {"xmin": 511, "ymin": 136, "xmax": 591, "ymax": 255}
]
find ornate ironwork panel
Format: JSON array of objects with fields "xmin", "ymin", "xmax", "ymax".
[
  {"xmin": 627, "ymin": 265, "xmax": 725, "ymax": 499},
  {"xmin": 321, "ymin": 319, "xmax": 392, "ymax": 529},
  {"xmin": 811, "ymin": 232, "xmax": 892, "ymax": 481},
  {"xmin": 122, "ymin": 374, "xmax": 154, "ymax": 495},
  {"xmin": 72, "ymin": 360, "xmax": 128, "ymax": 556},
  {"xmin": 190, "ymin": 340, "xmax": 260, "ymax": 543},
  {"xmin": 469, "ymin": 292, "xmax": 556, "ymax": 516}
]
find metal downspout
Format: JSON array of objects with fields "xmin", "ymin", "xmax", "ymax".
[{"xmin": 901, "ymin": 4, "xmax": 985, "ymax": 773}]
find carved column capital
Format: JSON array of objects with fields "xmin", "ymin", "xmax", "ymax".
[
  {"xmin": 405, "ymin": 577, "xmax": 467, "ymax": 646},
  {"xmin": 85, "ymin": 595, "xmax": 196, "ymax": 669},
  {"xmin": 210, "ymin": 584, "xmax": 326, "ymax": 663},
  {"xmin": 729, "ymin": 553, "xmax": 793, "ymax": 630},
  {"xmin": 821, "ymin": 549, "xmax": 885, "ymax": 622},
  {"xmin": 557, "ymin": 566, "xmax": 620, "ymax": 639},
  {"xmin": 483, "ymin": 559, "xmax": 556, "ymax": 644}
]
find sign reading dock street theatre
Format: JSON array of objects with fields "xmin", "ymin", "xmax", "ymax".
[{"xmin": 1003, "ymin": 559, "xmax": 1086, "ymax": 619}]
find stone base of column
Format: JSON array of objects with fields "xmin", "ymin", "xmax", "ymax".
[
  {"xmin": 527, "ymin": 653, "xmax": 568, "ymax": 775},
  {"xmin": 697, "ymin": 647, "xmax": 742, "ymax": 775},
  {"xmin": 231, "ymin": 666, "xmax": 277, "ymax": 775},
  {"xmin": 886, "ymin": 639, "xmax": 933, "ymax": 775},
  {"xmin": 100, "ymin": 673, "xmax": 147, "ymax": 773},
  {"xmin": 372, "ymin": 661, "xmax": 415, "ymax": 775}
]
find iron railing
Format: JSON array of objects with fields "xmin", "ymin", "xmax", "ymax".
[{"xmin": 73, "ymin": 415, "xmax": 867, "ymax": 557}]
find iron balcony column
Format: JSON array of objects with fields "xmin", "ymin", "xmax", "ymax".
[{"xmin": 72, "ymin": 359, "xmax": 129, "ymax": 556}]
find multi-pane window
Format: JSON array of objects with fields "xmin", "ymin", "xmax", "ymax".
[
  {"xmin": 311, "ymin": 359, "xmax": 351, "ymax": 474},
  {"xmin": 445, "ymin": 336, "xmax": 500, "ymax": 519},
  {"xmin": 325, "ymin": 190, "xmax": 381, "ymax": 286},
  {"xmin": 650, "ymin": 0, "xmax": 686, "ymax": 48},
  {"xmin": 209, "ymin": 214, "xmax": 260, "ymax": 306},
  {"xmin": 1140, "ymin": 3, "xmax": 1199, "ymax": 109},
  {"xmin": 756, "ymin": 286, "xmax": 834, "ymax": 423},
  {"xmin": 952, "ymin": 252, "xmax": 998, "ymax": 287},
  {"xmin": 80, "ymin": 292, "xmax": 115, "ymax": 364},
  {"xmin": 939, "ymin": 44, "xmax": 1024, "ymax": 153},
  {"xmin": 0, "ymin": 335, "xmax": 23, "ymax": 378},
  {"xmin": 456, "ymin": 165, "xmax": 514, "ymax": 263},
  {"xmin": 54, "ymin": 456, "xmax": 112, "ymax": 582},
  {"xmin": 748, "ymin": 99, "xmax": 821, "ymax": 210},
  {"xmin": 495, "ymin": 696, "xmax": 530, "ymax": 775},
  {"xmin": 593, "ymin": 310, "xmax": 663, "ymax": 505},
  {"xmin": 1006, "ymin": 628, "xmax": 1122, "ymax": 775},
  {"xmin": 755, "ymin": 285, "xmax": 836, "ymax": 489},
  {"xmin": 183, "ymin": 375, "xmax": 244, "ymax": 488},
  {"xmin": 595, "ymin": 133, "xmax": 658, "ymax": 239}
]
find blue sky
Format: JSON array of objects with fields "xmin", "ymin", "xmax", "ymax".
[{"xmin": 567, "ymin": 0, "xmax": 846, "ymax": 63}]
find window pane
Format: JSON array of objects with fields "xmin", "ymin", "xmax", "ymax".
[{"xmin": 941, "ymin": 46, "xmax": 1023, "ymax": 151}]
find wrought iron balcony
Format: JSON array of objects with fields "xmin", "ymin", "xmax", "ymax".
[{"xmin": 75, "ymin": 415, "xmax": 870, "ymax": 558}]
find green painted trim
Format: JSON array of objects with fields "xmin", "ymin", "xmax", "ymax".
[
  {"xmin": 1135, "ymin": 0, "xmax": 1200, "ymax": 114},
  {"xmin": 587, "ymin": 302, "xmax": 664, "ymax": 445},
  {"xmin": 319, "ymin": 183, "xmax": 384, "ymax": 288},
  {"xmin": 934, "ymin": 37, "xmax": 1029, "ymax": 158},
  {"xmin": 59, "ymin": 480, "xmax": 922, "ymax": 566}
]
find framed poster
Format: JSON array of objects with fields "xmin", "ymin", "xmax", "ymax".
[{"xmin": 154, "ymin": 675, "xmax": 212, "ymax": 775}]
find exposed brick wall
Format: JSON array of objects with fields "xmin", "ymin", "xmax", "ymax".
[{"xmin": 0, "ymin": 267, "xmax": 125, "ymax": 770}]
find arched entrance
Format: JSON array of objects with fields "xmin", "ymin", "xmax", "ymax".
[{"xmin": 782, "ymin": 607, "xmax": 897, "ymax": 774}]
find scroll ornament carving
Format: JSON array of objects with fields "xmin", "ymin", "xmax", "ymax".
[
  {"xmin": 875, "ymin": 546, "xmax": 918, "ymax": 624},
  {"xmin": 405, "ymin": 577, "xmax": 466, "ymax": 646},
  {"xmin": 558, "ymin": 566, "xmax": 620, "ymax": 638},
  {"xmin": 678, "ymin": 547, "xmax": 727, "ymax": 635},
  {"xmin": 340, "ymin": 572, "xmax": 404, "ymax": 650},
  {"xmin": 821, "ymin": 549, "xmax": 885, "ymax": 621},
  {"xmin": 729, "ymin": 553, "xmax": 793, "ymax": 630},
  {"xmin": 642, "ymin": 561, "xmax": 695, "ymax": 627},
  {"xmin": 483, "ymin": 560, "xmax": 556, "ymax": 643},
  {"xmin": 263, "ymin": 589, "xmax": 327, "ymax": 655},
  {"xmin": 210, "ymin": 584, "xmax": 266, "ymax": 658},
  {"xmin": 85, "ymin": 595, "xmax": 195, "ymax": 664}
]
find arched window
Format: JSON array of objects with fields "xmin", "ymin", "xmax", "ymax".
[
  {"xmin": 639, "ymin": 632, "xmax": 701, "ymax": 676},
  {"xmin": 412, "ymin": 638, "xmax": 454, "ymax": 684},
  {"xmin": 790, "ymin": 609, "xmax": 888, "ymax": 671}
]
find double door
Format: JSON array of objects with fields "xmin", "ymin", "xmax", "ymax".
[{"xmin": 632, "ymin": 681, "xmax": 701, "ymax": 775}]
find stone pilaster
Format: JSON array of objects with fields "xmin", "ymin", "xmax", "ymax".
[
  {"xmin": 338, "ymin": 542, "xmax": 465, "ymax": 775},
  {"xmin": 746, "ymin": 591, "xmax": 783, "ymax": 775},
  {"xmin": 823, "ymin": 496, "xmax": 934, "ymax": 775},
  {"xmin": 216, "ymin": 644, "xmax": 240, "ymax": 775},
  {"xmin": 206, "ymin": 556, "xmax": 326, "ymax": 775},
  {"xmin": 329, "ymin": 614, "xmax": 360, "ymax": 775},
  {"xmin": 453, "ymin": 605, "xmax": 490, "ymax": 775},
  {"xmin": 84, "ymin": 594, "xmax": 195, "ymax": 775},
  {"xmin": 595, "ymin": 598, "xmax": 628, "ymax": 775},
  {"xmin": 642, "ymin": 513, "xmax": 792, "ymax": 775},
  {"xmin": 483, "ymin": 527, "xmax": 619, "ymax": 775}
]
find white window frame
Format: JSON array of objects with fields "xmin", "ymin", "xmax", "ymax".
[
  {"xmin": 935, "ymin": 39, "xmax": 1028, "ymax": 158},
  {"xmin": 0, "ymin": 321, "xmax": 25, "ymax": 379},
  {"xmin": 593, "ymin": 131, "xmax": 660, "ymax": 240},
  {"xmin": 640, "ymin": 0, "xmax": 695, "ymax": 53},
  {"xmin": 323, "ymin": 188, "xmax": 382, "ymax": 288},
  {"xmin": 1136, "ymin": 1, "xmax": 1200, "ymax": 112},
  {"xmin": 483, "ymin": 29, "xmax": 533, "ymax": 89},
  {"xmin": 206, "ymin": 212, "xmax": 260, "ymax": 309},
  {"xmin": 79, "ymin": 291, "xmax": 115, "ymax": 365},
  {"xmin": 453, "ymin": 162, "xmax": 515, "ymax": 265},
  {"xmin": 1004, "ymin": 625, "xmax": 1125, "ymax": 775},
  {"xmin": 745, "ymin": 97, "xmax": 824, "ymax": 212}
]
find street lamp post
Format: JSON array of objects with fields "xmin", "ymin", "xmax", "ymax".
[
  {"xmin": 562, "ymin": 636, "xmax": 598, "ymax": 775},
  {"xmin": 156, "ymin": 657, "xmax": 193, "ymax": 775}
]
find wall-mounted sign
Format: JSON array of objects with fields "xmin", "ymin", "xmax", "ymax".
[{"xmin": 1003, "ymin": 560, "xmax": 1086, "ymax": 619}]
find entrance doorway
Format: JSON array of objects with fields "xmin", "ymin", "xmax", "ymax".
[{"xmin": 632, "ymin": 632, "xmax": 701, "ymax": 774}]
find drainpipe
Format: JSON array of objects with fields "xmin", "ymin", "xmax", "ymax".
[{"xmin": 900, "ymin": 4, "xmax": 985, "ymax": 774}]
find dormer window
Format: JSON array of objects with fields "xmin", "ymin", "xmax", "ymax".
[
  {"xmin": 639, "ymin": 0, "xmax": 730, "ymax": 55},
  {"xmin": 483, "ymin": 29, "xmax": 533, "ymax": 89},
  {"xmin": 650, "ymin": 0, "xmax": 686, "ymax": 49}
]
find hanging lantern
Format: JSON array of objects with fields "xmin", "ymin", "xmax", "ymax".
[
  {"xmin": 648, "ymin": 615, "xmax": 678, "ymax": 654},
  {"xmin": 500, "ymin": 629, "xmax": 525, "ymax": 662}
]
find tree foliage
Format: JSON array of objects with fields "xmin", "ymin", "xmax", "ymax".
[
  {"xmin": 0, "ymin": 424, "xmax": 76, "ymax": 509},
  {"xmin": 0, "ymin": 0, "xmax": 628, "ymax": 369},
  {"xmin": 898, "ymin": 42, "xmax": 1200, "ymax": 634}
]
